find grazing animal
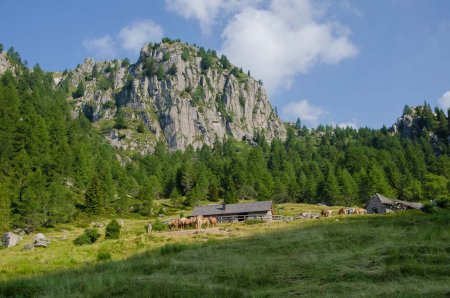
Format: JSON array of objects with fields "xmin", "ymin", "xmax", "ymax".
[
  {"xmin": 184, "ymin": 218, "xmax": 192, "ymax": 228},
  {"xmin": 179, "ymin": 217, "xmax": 188, "ymax": 230},
  {"xmin": 169, "ymin": 219, "xmax": 179, "ymax": 230},
  {"xmin": 338, "ymin": 208, "xmax": 347, "ymax": 215},
  {"xmin": 321, "ymin": 209, "xmax": 332, "ymax": 218},
  {"xmin": 354, "ymin": 208, "xmax": 367, "ymax": 215},
  {"xmin": 202, "ymin": 217, "xmax": 209, "ymax": 227},
  {"xmin": 209, "ymin": 216, "xmax": 217, "ymax": 227},
  {"xmin": 347, "ymin": 208, "xmax": 354, "ymax": 215},
  {"xmin": 195, "ymin": 215, "xmax": 203, "ymax": 229}
]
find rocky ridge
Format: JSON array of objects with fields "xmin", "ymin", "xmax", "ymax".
[{"xmin": 60, "ymin": 40, "xmax": 286, "ymax": 153}]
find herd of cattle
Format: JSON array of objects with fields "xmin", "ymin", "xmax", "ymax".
[
  {"xmin": 168, "ymin": 215, "xmax": 218, "ymax": 230},
  {"xmin": 320, "ymin": 207, "xmax": 367, "ymax": 218}
]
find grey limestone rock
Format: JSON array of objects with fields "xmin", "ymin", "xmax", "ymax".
[{"xmin": 2, "ymin": 232, "xmax": 22, "ymax": 248}]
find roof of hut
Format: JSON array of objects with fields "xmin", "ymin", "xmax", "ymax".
[
  {"xmin": 192, "ymin": 201, "xmax": 273, "ymax": 216},
  {"xmin": 370, "ymin": 193, "xmax": 423, "ymax": 209}
]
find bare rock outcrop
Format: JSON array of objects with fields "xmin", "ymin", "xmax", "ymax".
[{"xmin": 60, "ymin": 40, "xmax": 286, "ymax": 152}]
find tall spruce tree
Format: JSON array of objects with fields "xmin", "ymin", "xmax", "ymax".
[{"xmin": 85, "ymin": 176, "xmax": 102, "ymax": 214}]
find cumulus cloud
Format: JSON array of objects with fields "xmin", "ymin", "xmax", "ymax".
[
  {"xmin": 282, "ymin": 99, "xmax": 326, "ymax": 125},
  {"xmin": 165, "ymin": 0, "xmax": 260, "ymax": 34},
  {"xmin": 220, "ymin": 0, "xmax": 357, "ymax": 94},
  {"xmin": 82, "ymin": 35, "xmax": 116, "ymax": 58},
  {"xmin": 118, "ymin": 19, "xmax": 164, "ymax": 53},
  {"xmin": 438, "ymin": 91, "xmax": 450, "ymax": 110}
]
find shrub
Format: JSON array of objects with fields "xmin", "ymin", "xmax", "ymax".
[
  {"xmin": 97, "ymin": 250, "xmax": 112, "ymax": 261},
  {"xmin": 72, "ymin": 81, "xmax": 85, "ymax": 99},
  {"xmin": 105, "ymin": 219, "xmax": 121, "ymax": 239},
  {"xmin": 181, "ymin": 48, "xmax": 190, "ymax": 61},
  {"xmin": 152, "ymin": 219, "xmax": 168, "ymax": 231},
  {"xmin": 421, "ymin": 202, "xmax": 437, "ymax": 214},
  {"xmin": 435, "ymin": 196, "xmax": 450, "ymax": 209},
  {"xmin": 74, "ymin": 228, "xmax": 101, "ymax": 245},
  {"xmin": 162, "ymin": 52, "xmax": 170, "ymax": 62}
]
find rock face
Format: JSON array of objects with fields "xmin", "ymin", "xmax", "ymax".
[
  {"xmin": 2, "ymin": 232, "xmax": 22, "ymax": 248},
  {"xmin": 0, "ymin": 52, "xmax": 13, "ymax": 75},
  {"xmin": 61, "ymin": 41, "xmax": 286, "ymax": 152}
]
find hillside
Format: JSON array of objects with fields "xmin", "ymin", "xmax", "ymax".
[
  {"xmin": 0, "ymin": 210, "xmax": 448, "ymax": 297},
  {"xmin": 58, "ymin": 38, "xmax": 285, "ymax": 153},
  {"xmin": 0, "ymin": 43, "xmax": 449, "ymax": 233}
]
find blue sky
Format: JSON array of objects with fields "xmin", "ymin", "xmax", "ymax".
[{"xmin": 1, "ymin": 0, "xmax": 449, "ymax": 128}]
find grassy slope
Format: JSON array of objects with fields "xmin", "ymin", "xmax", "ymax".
[{"xmin": 0, "ymin": 211, "xmax": 449, "ymax": 297}]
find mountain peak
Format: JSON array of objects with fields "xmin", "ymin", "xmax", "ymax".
[{"xmin": 61, "ymin": 38, "xmax": 286, "ymax": 153}]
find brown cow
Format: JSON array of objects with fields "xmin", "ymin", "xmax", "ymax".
[
  {"xmin": 202, "ymin": 217, "xmax": 209, "ymax": 227},
  {"xmin": 169, "ymin": 219, "xmax": 179, "ymax": 230},
  {"xmin": 354, "ymin": 208, "xmax": 367, "ymax": 215},
  {"xmin": 209, "ymin": 216, "xmax": 217, "ymax": 227},
  {"xmin": 321, "ymin": 209, "xmax": 332, "ymax": 218},
  {"xmin": 338, "ymin": 208, "xmax": 347, "ymax": 215},
  {"xmin": 179, "ymin": 217, "xmax": 189, "ymax": 230}
]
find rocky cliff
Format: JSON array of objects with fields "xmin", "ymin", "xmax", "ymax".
[{"xmin": 60, "ymin": 40, "xmax": 286, "ymax": 153}]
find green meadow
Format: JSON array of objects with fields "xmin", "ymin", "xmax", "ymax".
[{"xmin": 0, "ymin": 208, "xmax": 449, "ymax": 297}]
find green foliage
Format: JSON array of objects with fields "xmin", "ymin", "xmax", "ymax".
[
  {"xmin": 167, "ymin": 63, "xmax": 177, "ymax": 76},
  {"xmin": 191, "ymin": 86, "xmax": 205, "ymax": 106},
  {"xmin": 6, "ymin": 47, "xmax": 21, "ymax": 65},
  {"xmin": 181, "ymin": 48, "xmax": 190, "ymax": 61},
  {"xmin": 97, "ymin": 75, "xmax": 112, "ymax": 90},
  {"xmin": 73, "ymin": 228, "xmax": 101, "ymax": 245},
  {"xmin": 137, "ymin": 121, "xmax": 146, "ymax": 133},
  {"xmin": 121, "ymin": 58, "xmax": 130, "ymax": 68},
  {"xmin": 85, "ymin": 177, "xmax": 102, "ymax": 215},
  {"xmin": 152, "ymin": 219, "xmax": 168, "ymax": 231},
  {"xmin": 97, "ymin": 250, "xmax": 112, "ymax": 261},
  {"xmin": 72, "ymin": 81, "xmax": 85, "ymax": 98},
  {"xmin": 142, "ymin": 58, "xmax": 157, "ymax": 77},
  {"xmin": 105, "ymin": 219, "xmax": 121, "ymax": 239},
  {"xmin": 162, "ymin": 52, "xmax": 170, "ymax": 62},
  {"xmin": 156, "ymin": 66, "xmax": 165, "ymax": 81},
  {"xmin": 0, "ymin": 43, "xmax": 3, "ymax": 52},
  {"xmin": 220, "ymin": 55, "xmax": 231, "ymax": 69},
  {"xmin": 114, "ymin": 109, "xmax": 127, "ymax": 129}
]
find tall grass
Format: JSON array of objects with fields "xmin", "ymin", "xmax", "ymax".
[{"xmin": 0, "ymin": 211, "xmax": 449, "ymax": 297}]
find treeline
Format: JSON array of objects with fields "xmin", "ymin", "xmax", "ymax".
[{"xmin": 0, "ymin": 50, "xmax": 449, "ymax": 232}]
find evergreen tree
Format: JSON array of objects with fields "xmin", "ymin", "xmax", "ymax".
[
  {"xmin": 85, "ymin": 176, "xmax": 102, "ymax": 214},
  {"xmin": 73, "ymin": 81, "xmax": 85, "ymax": 98}
]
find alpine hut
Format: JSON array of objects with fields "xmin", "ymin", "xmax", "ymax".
[
  {"xmin": 365, "ymin": 193, "xmax": 423, "ymax": 214},
  {"xmin": 191, "ymin": 201, "xmax": 274, "ymax": 222}
]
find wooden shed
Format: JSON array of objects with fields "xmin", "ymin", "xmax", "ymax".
[
  {"xmin": 365, "ymin": 193, "xmax": 423, "ymax": 214},
  {"xmin": 191, "ymin": 201, "xmax": 274, "ymax": 222}
]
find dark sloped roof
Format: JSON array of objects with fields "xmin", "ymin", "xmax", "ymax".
[
  {"xmin": 371, "ymin": 193, "xmax": 423, "ymax": 209},
  {"xmin": 191, "ymin": 201, "xmax": 273, "ymax": 216}
]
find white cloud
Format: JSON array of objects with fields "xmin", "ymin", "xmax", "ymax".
[
  {"xmin": 438, "ymin": 90, "xmax": 450, "ymax": 110},
  {"xmin": 165, "ymin": 0, "xmax": 260, "ymax": 34},
  {"xmin": 82, "ymin": 35, "xmax": 116, "ymax": 58},
  {"xmin": 220, "ymin": 0, "xmax": 357, "ymax": 94},
  {"xmin": 282, "ymin": 99, "xmax": 326, "ymax": 125},
  {"xmin": 118, "ymin": 19, "xmax": 164, "ymax": 53},
  {"xmin": 337, "ymin": 120, "xmax": 357, "ymax": 129}
]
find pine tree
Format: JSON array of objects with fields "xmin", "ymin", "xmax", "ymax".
[
  {"xmin": 73, "ymin": 81, "xmax": 85, "ymax": 98},
  {"xmin": 85, "ymin": 176, "xmax": 102, "ymax": 214}
]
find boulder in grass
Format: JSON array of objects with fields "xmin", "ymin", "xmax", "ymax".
[
  {"xmin": 2, "ymin": 232, "xmax": 22, "ymax": 248},
  {"xmin": 33, "ymin": 233, "xmax": 50, "ymax": 247}
]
